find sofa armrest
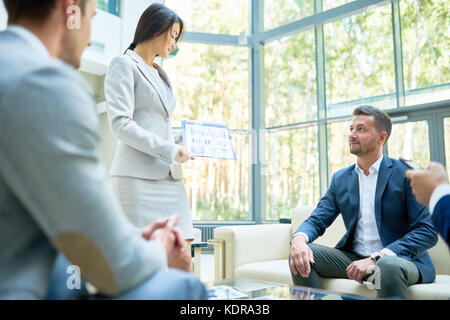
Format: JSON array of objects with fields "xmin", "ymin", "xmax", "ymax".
[{"xmin": 212, "ymin": 224, "xmax": 292, "ymax": 280}]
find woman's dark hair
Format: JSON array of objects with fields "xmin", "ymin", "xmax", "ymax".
[{"xmin": 125, "ymin": 3, "xmax": 184, "ymax": 54}]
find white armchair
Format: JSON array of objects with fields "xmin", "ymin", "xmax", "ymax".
[{"xmin": 210, "ymin": 206, "xmax": 450, "ymax": 299}]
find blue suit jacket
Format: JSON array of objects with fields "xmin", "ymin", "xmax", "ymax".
[
  {"xmin": 295, "ymin": 156, "xmax": 438, "ymax": 283},
  {"xmin": 432, "ymin": 194, "xmax": 450, "ymax": 245}
]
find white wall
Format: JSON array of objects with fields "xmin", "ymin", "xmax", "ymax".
[
  {"xmin": 0, "ymin": 0, "xmax": 7, "ymax": 31},
  {"xmin": 80, "ymin": 10, "xmax": 122, "ymax": 75}
]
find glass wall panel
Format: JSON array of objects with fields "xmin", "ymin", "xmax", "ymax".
[
  {"xmin": 265, "ymin": 31, "xmax": 317, "ymax": 127},
  {"xmin": 388, "ymin": 121, "xmax": 430, "ymax": 168},
  {"xmin": 266, "ymin": 126, "xmax": 320, "ymax": 221},
  {"xmin": 325, "ymin": 5, "xmax": 396, "ymax": 118},
  {"xmin": 180, "ymin": 132, "xmax": 251, "ymax": 221},
  {"xmin": 400, "ymin": 0, "xmax": 450, "ymax": 106},
  {"xmin": 327, "ymin": 120, "xmax": 355, "ymax": 180},
  {"xmin": 264, "ymin": 0, "xmax": 314, "ymax": 30},
  {"xmin": 164, "ymin": 43, "xmax": 250, "ymax": 221},
  {"xmin": 323, "ymin": 1, "xmax": 354, "ymax": 11},
  {"xmin": 164, "ymin": 43, "xmax": 250, "ymax": 130},
  {"xmin": 165, "ymin": 0, "xmax": 249, "ymax": 35}
]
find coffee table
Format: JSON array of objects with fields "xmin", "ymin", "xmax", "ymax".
[{"xmin": 206, "ymin": 278, "xmax": 376, "ymax": 300}]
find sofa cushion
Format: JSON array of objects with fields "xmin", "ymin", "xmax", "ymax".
[
  {"xmin": 232, "ymin": 224, "xmax": 292, "ymax": 267},
  {"xmin": 235, "ymin": 260, "xmax": 292, "ymax": 285},
  {"xmin": 321, "ymin": 278, "xmax": 376, "ymax": 298},
  {"xmin": 234, "ymin": 259, "xmax": 450, "ymax": 300},
  {"xmin": 427, "ymin": 235, "xmax": 450, "ymax": 275},
  {"xmin": 291, "ymin": 205, "xmax": 347, "ymax": 248},
  {"xmin": 408, "ymin": 275, "xmax": 450, "ymax": 300}
]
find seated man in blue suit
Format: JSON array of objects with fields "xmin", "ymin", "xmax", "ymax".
[
  {"xmin": 406, "ymin": 162, "xmax": 449, "ymax": 245},
  {"xmin": 289, "ymin": 105, "xmax": 438, "ymax": 299}
]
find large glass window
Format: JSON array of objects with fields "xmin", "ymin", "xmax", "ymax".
[
  {"xmin": 153, "ymin": 0, "xmax": 449, "ymax": 225},
  {"xmin": 388, "ymin": 121, "xmax": 430, "ymax": 168},
  {"xmin": 266, "ymin": 126, "xmax": 320, "ymax": 220},
  {"xmin": 323, "ymin": 1, "xmax": 354, "ymax": 11},
  {"xmin": 264, "ymin": 0, "xmax": 314, "ymax": 30},
  {"xmin": 325, "ymin": 5, "xmax": 396, "ymax": 118},
  {"xmin": 400, "ymin": 0, "xmax": 450, "ymax": 106},
  {"xmin": 265, "ymin": 31, "xmax": 317, "ymax": 127},
  {"xmin": 165, "ymin": 0, "xmax": 249, "ymax": 35},
  {"xmin": 327, "ymin": 121, "xmax": 355, "ymax": 179}
]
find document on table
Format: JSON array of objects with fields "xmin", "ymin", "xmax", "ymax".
[{"xmin": 182, "ymin": 120, "xmax": 236, "ymax": 160}]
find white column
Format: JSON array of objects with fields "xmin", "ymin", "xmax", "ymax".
[{"xmin": 0, "ymin": 0, "xmax": 7, "ymax": 31}]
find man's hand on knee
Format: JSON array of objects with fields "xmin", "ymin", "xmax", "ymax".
[
  {"xmin": 290, "ymin": 234, "xmax": 315, "ymax": 278},
  {"xmin": 346, "ymin": 256, "xmax": 380, "ymax": 284}
]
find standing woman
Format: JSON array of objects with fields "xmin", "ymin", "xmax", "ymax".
[{"xmin": 105, "ymin": 3, "xmax": 194, "ymax": 269}]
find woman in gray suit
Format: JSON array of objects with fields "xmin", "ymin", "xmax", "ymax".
[{"xmin": 105, "ymin": 3, "xmax": 194, "ymax": 268}]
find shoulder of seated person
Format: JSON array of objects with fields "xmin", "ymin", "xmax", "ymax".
[
  {"xmin": 22, "ymin": 59, "xmax": 91, "ymax": 97},
  {"xmin": 4, "ymin": 62, "xmax": 96, "ymax": 120}
]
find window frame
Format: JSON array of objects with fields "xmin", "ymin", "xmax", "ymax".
[{"xmin": 165, "ymin": 0, "xmax": 450, "ymax": 224}]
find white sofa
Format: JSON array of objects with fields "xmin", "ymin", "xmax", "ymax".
[{"xmin": 210, "ymin": 206, "xmax": 450, "ymax": 299}]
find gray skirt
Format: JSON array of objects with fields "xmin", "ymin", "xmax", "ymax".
[{"xmin": 110, "ymin": 175, "xmax": 194, "ymax": 240}]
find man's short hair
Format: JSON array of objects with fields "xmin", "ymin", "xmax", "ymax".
[
  {"xmin": 353, "ymin": 105, "xmax": 392, "ymax": 144},
  {"xmin": 4, "ymin": 0, "xmax": 87, "ymax": 25}
]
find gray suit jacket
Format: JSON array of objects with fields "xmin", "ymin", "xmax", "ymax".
[
  {"xmin": 105, "ymin": 50, "xmax": 182, "ymax": 180},
  {"xmin": 0, "ymin": 26, "xmax": 167, "ymax": 299}
]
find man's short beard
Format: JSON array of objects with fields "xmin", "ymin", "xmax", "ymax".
[{"xmin": 350, "ymin": 140, "xmax": 377, "ymax": 156}]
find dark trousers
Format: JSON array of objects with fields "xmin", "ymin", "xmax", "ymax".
[{"xmin": 289, "ymin": 243, "xmax": 420, "ymax": 299}]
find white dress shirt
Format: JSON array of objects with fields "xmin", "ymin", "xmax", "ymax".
[
  {"xmin": 353, "ymin": 155, "xmax": 395, "ymax": 257},
  {"xmin": 293, "ymin": 155, "xmax": 395, "ymax": 258}
]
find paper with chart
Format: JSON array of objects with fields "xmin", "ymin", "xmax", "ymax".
[{"xmin": 182, "ymin": 120, "xmax": 236, "ymax": 160}]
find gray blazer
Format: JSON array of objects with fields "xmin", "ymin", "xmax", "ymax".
[
  {"xmin": 0, "ymin": 26, "xmax": 167, "ymax": 299},
  {"xmin": 105, "ymin": 50, "xmax": 182, "ymax": 180}
]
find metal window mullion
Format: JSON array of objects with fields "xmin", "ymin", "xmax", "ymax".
[
  {"xmin": 429, "ymin": 114, "xmax": 446, "ymax": 165},
  {"xmin": 315, "ymin": 0, "xmax": 329, "ymax": 196},
  {"xmin": 261, "ymin": 0, "xmax": 389, "ymax": 44},
  {"xmin": 392, "ymin": 0, "xmax": 405, "ymax": 108},
  {"xmin": 182, "ymin": 32, "xmax": 245, "ymax": 47},
  {"xmin": 250, "ymin": 0, "xmax": 266, "ymax": 223}
]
